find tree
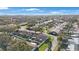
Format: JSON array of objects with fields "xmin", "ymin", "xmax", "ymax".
[
  {"xmin": 7, "ymin": 40, "xmax": 33, "ymax": 51},
  {"xmin": 0, "ymin": 32, "xmax": 12, "ymax": 50},
  {"xmin": 57, "ymin": 36, "xmax": 62, "ymax": 41}
]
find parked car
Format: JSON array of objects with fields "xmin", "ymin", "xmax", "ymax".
[{"xmin": 49, "ymin": 31, "xmax": 58, "ymax": 36}]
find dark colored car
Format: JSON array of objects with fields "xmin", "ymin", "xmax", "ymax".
[{"xmin": 49, "ymin": 31, "xmax": 58, "ymax": 36}]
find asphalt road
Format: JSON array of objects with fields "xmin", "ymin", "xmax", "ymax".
[{"xmin": 49, "ymin": 22, "xmax": 68, "ymax": 50}]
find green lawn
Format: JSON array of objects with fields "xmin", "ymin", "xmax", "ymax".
[
  {"xmin": 47, "ymin": 34, "xmax": 54, "ymax": 42},
  {"xmin": 39, "ymin": 43, "xmax": 48, "ymax": 51},
  {"xmin": 38, "ymin": 34, "xmax": 54, "ymax": 51},
  {"xmin": 49, "ymin": 35, "xmax": 54, "ymax": 42}
]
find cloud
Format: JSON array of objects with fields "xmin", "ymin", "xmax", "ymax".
[
  {"xmin": 25, "ymin": 8, "xmax": 40, "ymax": 11},
  {"xmin": 49, "ymin": 10, "xmax": 79, "ymax": 15},
  {"xmin": 23, "ymin": 8, "xmax": 44, "ymax": 13},
  {"xmin": 0, "ymin": 7, "xmax": 8, "ymax": 9},
  {"xmin": 50, "ymin": 11, "xmax": 64, "ymax": 14}
]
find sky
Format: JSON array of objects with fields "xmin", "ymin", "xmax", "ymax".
[{"xmin": 0, "ymin": 7, "xmax": 79, "ymax": 15}]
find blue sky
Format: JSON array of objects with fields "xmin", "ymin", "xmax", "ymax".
[{"xmin": 0, "ymin": 7, "xmax": 79, "ymax": 15}]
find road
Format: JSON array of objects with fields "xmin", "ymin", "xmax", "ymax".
[
  {"xmin": 48, "ymin": 22, "xmax": 68, "ymax": 51},
  {"xmin": 51, "ymin": 36, "xmax": 58, "ymax": 50}
]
